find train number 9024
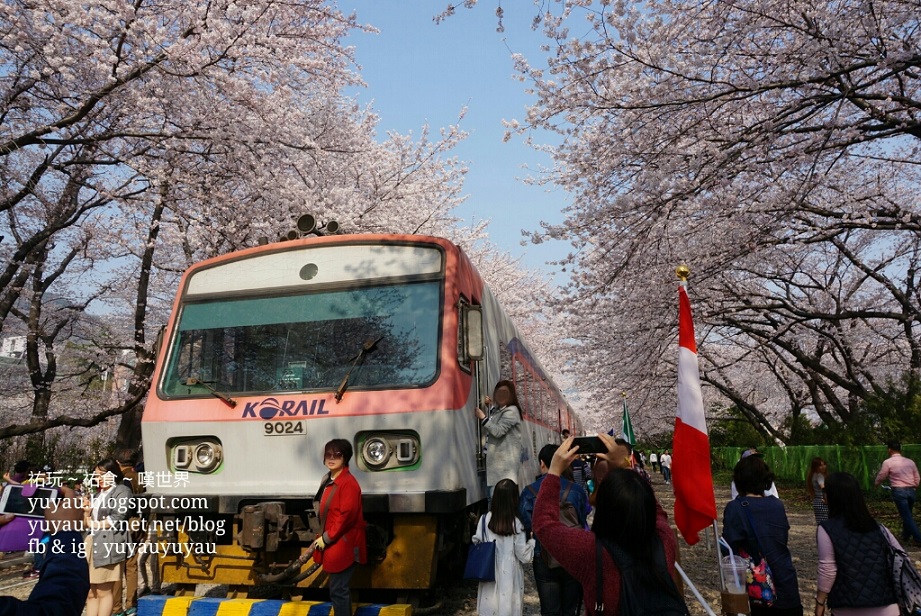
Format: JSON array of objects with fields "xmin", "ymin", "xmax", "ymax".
[{"xmin": 264, "ymin": 421, "xmax": 306, "ymax": 436}]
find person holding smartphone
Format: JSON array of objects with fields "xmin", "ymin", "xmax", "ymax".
[
  {"xmin": 532, "ymin": 434, "xmax": 683, "ymax": 616},
  {"xmin": 0, "ymin": 485, "xmax": 90, "ymax": 616},
  {"xmin": 0, "ymin": 460, "xmax": 44, "ymax": 561}
]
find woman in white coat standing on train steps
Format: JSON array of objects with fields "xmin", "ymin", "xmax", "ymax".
[{"xmin": 474, "ymin": 380, "xmax": 524, "ymax": 500}]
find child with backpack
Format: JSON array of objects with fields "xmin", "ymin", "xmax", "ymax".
[{"xmin": 472, "ymin": 478, "xmax": 535, "ymax": 616}]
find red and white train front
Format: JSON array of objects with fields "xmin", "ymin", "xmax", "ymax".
[{"xmin": 141, "ymin": 234, "xmax": 577, "ymax": 591}]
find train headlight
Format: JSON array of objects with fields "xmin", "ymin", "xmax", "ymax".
[
  {"xmin": 363, "ymin": 438, "xmax": 391, "ymax": 468},
  {"xmin": 195, "ymin": 443, "xmax": 216, "ymax": 468},
  {"xmin": 356, "ymin": 432, "xmax": 419, "ymax": 471},
  {"xmin": 168, "ymin": 437, "xmax": 223, "ymax": 474}
]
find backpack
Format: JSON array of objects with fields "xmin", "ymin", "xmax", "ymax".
[
  {"xmin": 528, "ymin": 481, "xmax": 581, "ymax": 568},
  {"xmin": 594, "ymin": 536, "xmax": 690, "ymax": 616},
  {"xmin": 887, "ymin": 532, "xmax": 921, "ymax": 616}
]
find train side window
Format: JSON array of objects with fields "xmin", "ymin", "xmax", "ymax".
[{"xmin": 456, "ymin": 297, "xmax": 483, "ymax": 372}]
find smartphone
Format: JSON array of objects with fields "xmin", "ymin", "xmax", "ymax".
[
  {"xmin": 0, "ymin": 484, "xmax": 60, "ymax": 518},
  {"xmin": 571, "ymin": 436, "xmax": 608, "ymax": 455}
]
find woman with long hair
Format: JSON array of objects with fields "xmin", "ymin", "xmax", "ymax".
[
  {"xmin": 83, "ymin": 458, "xmax": 132, "ymax": 616},
  {"xmin": 532, "ymin": 434, "xmax": 684, "ymax": 616},
  {"xmin": 815, "ymin": 472, "xmax": 899, "ymax": 616},
  {"xmin": 472, "ymin": 478, "xmax": 534, "ymax": 616},
  {"xmin": 806, "ymin": 457, "xmax": 829, "ymax": 523},
  {"xmin": 723, "ymin": 455, "xmax": 802, "ymax": 616},
  {"xmin": 474, "ymin": 380, "xmax": 524, "ymax": 498}
]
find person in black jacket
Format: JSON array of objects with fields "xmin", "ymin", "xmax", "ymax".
[
  {"xmin": 815, "ymin": 473, "xmax": 899, "ymax": 616},
  {"xmin": 0, "ymin": 486, "xmax": 89, "ymax": 616}
]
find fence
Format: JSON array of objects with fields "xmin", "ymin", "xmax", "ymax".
[{"xmin": 713, "ymin": 444, "xmax": 921, "ymax": 491}]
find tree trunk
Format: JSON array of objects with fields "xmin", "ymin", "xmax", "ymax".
[{"xmin": 115, "ymin": 195, "xmax": 165, "ymax": 452}]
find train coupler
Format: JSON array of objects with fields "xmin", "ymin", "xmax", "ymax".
[{"xmin": 237, "ymin": 501, "xmax": 315, "ymax": 552}]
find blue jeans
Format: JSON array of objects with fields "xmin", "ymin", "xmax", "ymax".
[
  {"xmin": 662, "ymin": 466, "xmax": 672, "ymax": 483},
  {"xmin": 328, "ymin": 563, "xmax": 356, "ymax": 616},
  {"xmin": 533, "ymin": 554, "xmax": 582, "ymax": 616},
  {"xmin": 31, "ymin": 533, "xmax": 49, "ymax": 570},
  {"xmin": 891, "ymin": 487, "xmax": 921, "ymax": 542}
]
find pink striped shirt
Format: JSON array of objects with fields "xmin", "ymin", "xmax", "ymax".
[{"xmin": 875, "ymin": 453, "xmax": 920, "ymax": 489}]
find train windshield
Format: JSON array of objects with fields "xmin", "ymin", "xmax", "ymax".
[{"xmin": 160, "ymin": 281, "xmax": 441, "ymax": 397}]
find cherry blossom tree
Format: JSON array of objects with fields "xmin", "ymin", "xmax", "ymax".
[
  {"xmin": 498, "ymin": 0, "xmax": 921, "ymax": 440},
  {"xmin": 0, "ymin": 0, "xmax": 567, "ymax": 456},
  {"xmin": 0, "ymin": 1, "xmax": 519, "ymax": 452}
]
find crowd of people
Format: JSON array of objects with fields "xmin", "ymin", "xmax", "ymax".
[
  {"xmin": 474, "ymin": 380, "xmax": 684, "ymax": 616},
  {"xmin": 473, "ymin": 380, "xmax": 921, "ymax": 616},
  {"xmin": 0, "ymin": 450, "xmax": 158, "ymax": 616},
  {"xmin": 721, "ymin": 442, "xmax": 921, "ymax": 616},
  {"xmin": 2, "ymin": 383, "xmax": 918, "ymax": 616}
]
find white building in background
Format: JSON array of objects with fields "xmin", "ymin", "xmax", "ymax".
[{"xmin": 0, "ymin": 336, "xmax": 26, "ymax": 359}]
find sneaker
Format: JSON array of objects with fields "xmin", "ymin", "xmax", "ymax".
[
  {"xmin": 126, "ymin": 608, "xmax": 138, "ymax": 616},
  {"xmin": 22, "ymin": 569, "xmax": 40, "ymax": 579}
]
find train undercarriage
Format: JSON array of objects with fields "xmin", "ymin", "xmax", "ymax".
[{"xmin": 149, "ymin": 495, "xmax": 482, "ymax": 601}]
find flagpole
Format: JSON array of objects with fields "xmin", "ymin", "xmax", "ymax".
[
  {"xmin": 675, "ymin": 563, "xmax": 719, "ymax": 616},
  {"xmin": 713, "ymin": 520, "xmax": 725, "ymax": 592},
  {"xmin": 675, "ymin": 264, "xmax": 738, "ymax": 615}
]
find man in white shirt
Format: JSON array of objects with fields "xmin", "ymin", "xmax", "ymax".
[{"xmin": 660, "ymin": 451, "xmax": 672, "ymax": 484}]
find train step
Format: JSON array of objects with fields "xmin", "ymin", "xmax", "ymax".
[{"xmin": 137, "ymin": 595, "xmax": 412, "ymax": 615}]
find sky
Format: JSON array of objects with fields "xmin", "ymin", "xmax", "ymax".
[{"xmin": 342, "ymin": 1, "xmax": 573, "ymax": 276}]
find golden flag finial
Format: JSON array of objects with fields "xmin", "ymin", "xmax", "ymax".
[{"xmin": 676, "ymin": 264, "xmax": 690, "ymax": 281}]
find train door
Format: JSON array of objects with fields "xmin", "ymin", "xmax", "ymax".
[{"xmin": 458, "ymin": 298, "xmax": 487, "ymax": 474}]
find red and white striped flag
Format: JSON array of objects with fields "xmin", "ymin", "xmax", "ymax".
[{"xmin": 672, "ymin": 282, "xmax": 717, "ymax": 545}]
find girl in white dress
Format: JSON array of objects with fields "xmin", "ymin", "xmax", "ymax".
[{"xmin": 472, "ymin": 478, "xmax": 535, "ymax": 616}]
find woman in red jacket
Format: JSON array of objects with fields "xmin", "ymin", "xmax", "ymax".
[
  {"xmin": 312, "ymin": 439, "xmax": 367, "ymax": 616},
  {"xmin": 533, "ymin": 434, "xmax": 681, "ymax": 616}
]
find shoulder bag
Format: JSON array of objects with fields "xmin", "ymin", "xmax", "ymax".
[
  {"xmin": 463, "ymin": 515, "xmax": 496, "ymax": 582},
  {"xmin": 882, "ymin": 525, "xmax": 921, "ymax": 616},
  {"xmin": 739, "ymin": 500, "xmax": 777, "ymax": 607}
]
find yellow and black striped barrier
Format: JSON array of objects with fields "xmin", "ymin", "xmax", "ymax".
[{"xmin": 137, "ymin": 595, "xmax": 413, "ymax": 616}]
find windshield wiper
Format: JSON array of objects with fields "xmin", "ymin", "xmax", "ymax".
[
  {"xmin": 185, "ymin": 377, "xmax": 237, "ymax": 408},
  {"xmin": 335, "ymin": 336, "xmax": 383, "ymax": 403}
]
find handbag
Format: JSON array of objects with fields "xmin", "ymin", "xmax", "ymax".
[
  {"xmin": 882, "ymin": 526, "xmax": 921, "ymax": 616},
  {"xmin": 463, "ymin": 515, "xmax": 496, "ymax": 582},
  {"xmin": 739, "ymin": 501, "xmax": 777, "ymax": 607}
]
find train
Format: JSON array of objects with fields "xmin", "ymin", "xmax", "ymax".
[{"xmin": 140, "ymin": 232, "xmax": 582, "ymax": 594}]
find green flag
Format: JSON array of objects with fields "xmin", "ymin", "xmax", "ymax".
[{"xmin": 622, "ymin": 397, "xmax": 636, "ymax": 446}]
